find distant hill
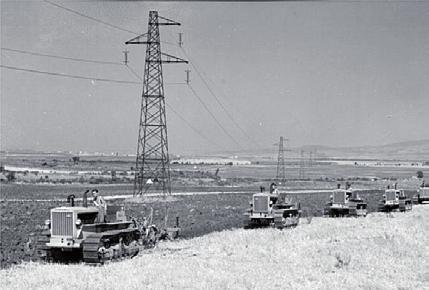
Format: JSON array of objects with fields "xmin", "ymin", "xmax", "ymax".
[
  {"xmin": 213, "ymin": 139, "xmax": 429, "ymax": 161},
  {"xmin": 315, "ymin": 139, "xmax": 429, "ymax": 160},
  {"xmin": 3, "ymin": 140, "xmax": 429, "ymax": 162}
]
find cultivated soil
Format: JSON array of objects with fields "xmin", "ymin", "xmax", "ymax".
[{"xmin": 1, "ymin": 206, "xmax": 427, "ymax": 289}]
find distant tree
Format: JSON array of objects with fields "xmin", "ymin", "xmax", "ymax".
[
  {"xmin": 72, "ymin": 156, "xmax": 80, "ymax": 164},
  {"xmin": 417, "ymin": 171, "xmax": 424, "ymax": 179}
]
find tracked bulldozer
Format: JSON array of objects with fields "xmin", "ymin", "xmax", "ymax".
[
  {"xmin": 378, "ymin": 184, "xmax": 412, "ymax": 212},
  {"xmin": 243, "ymin": 183, "xmax": 301, "ymax": 229},
  {"xmin": 323, "ymin": 184, "xmax": 367, "ymax": 217},
  {"xmin": 413, "ymin": 181, "xmax": 429, "ymax": 204},
  {"xmin": 36, "ymin": 193, "xmax": 141, "ymax": 265}
]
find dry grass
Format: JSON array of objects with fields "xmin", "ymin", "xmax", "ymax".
[{"xmin": 1, "ymin": 206, "xmax": 428, "ymax": 290}]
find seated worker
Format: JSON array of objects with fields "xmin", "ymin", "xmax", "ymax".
[
  {"xmin": 270, "ymin": 183, "xmax": 279, "ymax": 195},
  {"xmin": 92, "ymin": 189, "xmax": 107, "ymax": 223},
  {"xmin": 269, "ymin": 182, "xmax": 279, "ymax": 205}
]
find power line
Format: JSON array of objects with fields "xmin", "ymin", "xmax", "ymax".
[
  {"xmin": 165, "ymin": 28, "xmax": 270, "ymax": 142},
  {"xmin": 124, "ymin": 63, "xmax": 224, "ymax": 150},
  {"xmin": 166, "ymin": 103, "xmax": 226, "ymax": 151},
  {"xmin": 187, "ymin": 50, "xmax": 272, "ymax": 140},
  {"xmin": 1, "ymin": 47, "xmax": 122, "ymax": 66},
  {"xmin": 32, "ymin": 4, "xmax": 246, "ymax": 150},
  {"xmin": 1, "ymin": 48, "xmax": 184, "ymax": 85},
  {"xmin": 180, "ymin": 47, "xmax": 264, "ymax": 149},
  {"xmin": 188, "ymin": 84, "xmax": 245, "ymax": 150},
  {"xmin": 124, "ymin": 64, "xmax": 142, "ymax": 81},
  {"xmin": 42, "ymin": 0, "xmax": 177, "ymax": 47},
  {"xmin": 3, "ymin": 60, "xmax": 226, "ymax": 152},
  {"xmin": 0, "ymin": 64, "xmax": 140, "ymax": 85},
  {"xmin": 43, "ymin": 0, "xmax": 138, "ymax": 35}
]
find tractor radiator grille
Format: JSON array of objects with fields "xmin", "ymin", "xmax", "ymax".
[
  {"xmin": 386, "ymin": 191, "xmax": 396, "ymax": 201},
  {"xmin": 253, "ymin": 196, "xmax": 269, "ymax": 213},
  {"xmin": 52, "ymin": 212, "xmax": 73, "ymax": 236},
  {"xmin": 333, "ymin": 191, "xmax": 345, "ymax": 204}
]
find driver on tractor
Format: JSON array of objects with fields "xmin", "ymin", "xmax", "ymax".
[{"xmin": 92, "ymin": 189, "xmax": 107, "ymax": 223}]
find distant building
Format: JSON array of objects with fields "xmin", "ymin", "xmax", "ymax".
[{"xmin": 171, "ymin": 158, "xmax": 251, "ymax": 166}]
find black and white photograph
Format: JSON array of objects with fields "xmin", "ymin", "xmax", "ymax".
[{"xmin": 1, "ymin": 0, "xmax": 428, "ymax": 289}]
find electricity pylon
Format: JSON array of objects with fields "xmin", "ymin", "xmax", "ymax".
[
  {"xmin": 275, "ymin": 136, "xmax": 288, "ymax": 184},
  {"xmin": 126, "ymin": 11, "xmax": 187, "ymax": 196},
  {"xmin": 299, "ymin": 149, "xmax": 305, "ymax": 179}
]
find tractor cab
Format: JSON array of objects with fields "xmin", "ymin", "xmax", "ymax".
[
  {"xmin": 250, "ymin": 192, "xmax": 278, "ymax": 216},
  {"xmin": 383, "ymin": 189, "xmax": 400, "ymax": 206},
  {"xmin": 244, "ymin": 184, "xmax": 301, "ymax": 229},
  {"xmin": 330, "ymin": 189, "xmax": 348, "ymax": 207},
  {"xmin": 46, "ymin": 206, "xmax": 131, "ymax": 249},
  {"xmin": 414, "ymin": 182, "xmax": 429, "ymax": 204},
  {"xmin": 379, "ymin": 185, "xmax": 412, "ymax": 212},
  {"xmin": 324, "ymin": 185, "xmax": 367, "ymax": 217},
  {"xmin": 419, "ymin": 186, "xmax": 429, "ymax": 198}
]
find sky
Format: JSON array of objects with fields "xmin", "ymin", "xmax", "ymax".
[{"xmin": 1, "ymin": 1, "xmax": 428, "ymax": 155}]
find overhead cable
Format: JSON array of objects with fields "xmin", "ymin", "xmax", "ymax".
[
  {"xmin": 1, "ymin": 64, "xmax": 140, "ymax": 85},
  {"xmin": 188, "ymin": 84, "xmax": 245, "ymax": 150},
  {"xmin": 43, "ymin": 0, "xmax": 138, "ymax": 35},
  {"xmin": 1, "ymin": 47, "xmax": 122, "ymax": 65},
  {"xmin": 124, "ymin": 64, "xmax": 224, "ymax": 150},
  {"xmin": 43, "ymin": 0, "xmax": 176, "ymax": 46},
  {"xmin": 180, "ymin": 47, "xmax": 264, "ymax": 149}
]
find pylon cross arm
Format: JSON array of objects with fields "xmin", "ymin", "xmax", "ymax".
[
  {"xmin": 160, "ymin": 52, "xmax": 188, "ymax": 64},
  {"xmin": 125, "ymin": 33, "xmax": 149, "ymax": 45},
  {"xmin": 157, "ymin": 15, "xmax": 181, "ymax": 26}
]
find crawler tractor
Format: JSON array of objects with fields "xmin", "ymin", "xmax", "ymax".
[
  {"xmin": 244, "ymin": 183, "xmax": 301, "ymax": 229},
  {"xmin": 37, "ymin": 196, "xmax": 141, "ymax": 264},
  {"xmin": 378, "ymin": 185, "xmax": 412, "ymax": 212},
  {"xmin": 323, "ymin": 185, "xmax": 367, "ymax": 217},
  {"xmin": 413, "ymin": 182, "xmax": 429, "ymax": 204}
]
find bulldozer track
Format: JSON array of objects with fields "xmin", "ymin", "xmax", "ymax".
[
  {"xmin": 82, "ymin": 229, "xmax": 140, "ymax": 265},
  {"xmin": 35, "ymin": 231, "xmax": 51, "ymax": 261}
]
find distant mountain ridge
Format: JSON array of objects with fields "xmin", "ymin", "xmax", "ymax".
[
  {"xmin": 218, "ymin": 139, "xmax": 429, "ymax": 161},
  {"xmin": 300, "ymin": 139, "xmax": 429, "ymax": 161},
  {"xmin": 3, "ymin": 139, "xmax": 429, "ymax": 161},
  {"xmin": 300, "ymin": 139, "xmax": 429, "ymax": 151}
]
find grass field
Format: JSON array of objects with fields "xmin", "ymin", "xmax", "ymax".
[
  {"xmin": 1, "ymin": 206, "xmax": 427, "ymax": 289},
  {"xmin": 0, "ymin": 182, "xmax": 419, "ymax": 268},
  {"xmin": 0, "ymin": 154, "xmax": 426, "ymax": 269}
]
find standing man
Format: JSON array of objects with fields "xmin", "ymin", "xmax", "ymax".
[
  {"xmin": 92, "ymin": 189, "xmax": 107, "ymax": 222},
  {"xmin": 83, "ymin": 189, "xmax": 89, "ymax": 207},
  {"xmin": 270, "ymin": 183, "xmax": 279, "ymax": 195}
]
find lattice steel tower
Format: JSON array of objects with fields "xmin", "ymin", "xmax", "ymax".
[
  {"xmin": 126, "ymin": 11, "xmax": 187, "ymax": 196},
  {"xmin": 299, "ymin": 149, "xmax": 305, "ymax": 179},
  {"xmin": 276, "ymin": 136, "xmax": 286, "ymax": 184}
]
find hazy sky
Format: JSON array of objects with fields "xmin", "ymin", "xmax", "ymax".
[{"xmin": 1, "ymin": 1, "xmax": 428, "ymax": 155}]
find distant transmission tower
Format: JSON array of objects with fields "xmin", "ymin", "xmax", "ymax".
[
  {"xmin": 126, "ymin": 11, "xmax": 188, "ymax": 196},
  {"xmin": 299, "ymin": 149, "xmax": 305, "ymax": 179},
  {"xmin": 276, "ymin": 136, "xmax": 286, "ymax": 184}
]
